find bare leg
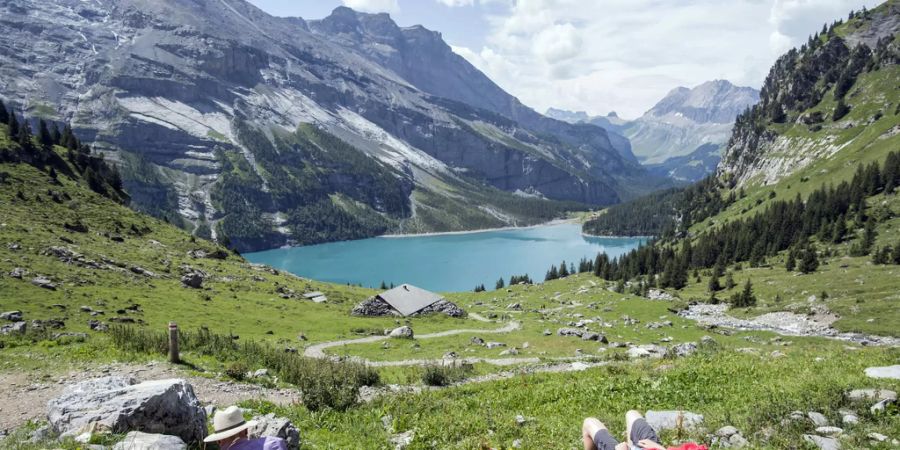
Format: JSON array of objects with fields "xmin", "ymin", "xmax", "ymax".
[
  {"xmin": 625, "ymin": 410, "xmax": 643, "ymax": 446},
  {"xmin": 582, "ymin": 417, "xmax": 605, "ymax": 450}
]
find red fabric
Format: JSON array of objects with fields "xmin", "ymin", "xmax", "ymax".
[{"xmin": 668, "ymin": 444, "xmax": 708, "ymax": 450}]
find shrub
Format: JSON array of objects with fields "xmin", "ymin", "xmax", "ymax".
[
  {"xmin": 225, "ymin": 362, "xmax": 248, "ymax": 381},
  {"xmin": 422, "ymin": 363, "xmax": 472, "ymax": 387}
]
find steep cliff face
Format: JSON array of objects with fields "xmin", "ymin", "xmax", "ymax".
[
  {"xmin": 719, "ymin": 1, "xmax": 900, "ymax": 187},
  {"xmin": 0, "ymin": 0, "xmax": 654, "ymax": 250}
]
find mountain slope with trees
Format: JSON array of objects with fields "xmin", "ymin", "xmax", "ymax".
[{"xmin": 0, "ymin": 0, "xmax": 667, "ymax": 251}]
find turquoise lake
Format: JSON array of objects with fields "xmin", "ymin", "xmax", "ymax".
[{"xmin": 244, "ymin": 223, "xmax": 645, "ymax": 292}]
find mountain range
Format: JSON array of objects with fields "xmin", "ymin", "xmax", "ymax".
[
  {"xmin": 0, "ymin": 0, "xmax": 667, "ymax": 251},
  {"xmin": 546, "ymin": 80, "xmax": 760, "ymax": 182}
]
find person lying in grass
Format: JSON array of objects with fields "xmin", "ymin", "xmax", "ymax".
[
  {"xmin": 582, "ymin": 410, "xmax": 708, "ymax": 450},
  {"xmin": 204, "ymin": 406, "xmax": 288, "ymax": 450}
]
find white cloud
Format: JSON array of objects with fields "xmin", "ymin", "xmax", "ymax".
[
  {"xmin": 436, "ymin": 0, "xmax": 475, "ymax": 6},
  {"xmin": 341, "ymin": 0, "xmax": 398, "ymax": 13},
  {"xmin": 449, "ymin": 0, "xmax": 884, "ymax": 118}
]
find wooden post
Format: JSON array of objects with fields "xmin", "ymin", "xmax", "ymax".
[{"xmin": 168, "ymin": 322, "xmax": 179, "ymax": 364}]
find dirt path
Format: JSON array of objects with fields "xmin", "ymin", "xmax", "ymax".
[
  {"xmin": 0, "ymin": 362, "xmax": 298, "ymax": 434},
  {"xmin": 303, "ymin": 320, "xmax": 522, "ymax": 365},
  {"xmin": 680, "ymin": 304, "xmax": 900, "ymax": 346}
]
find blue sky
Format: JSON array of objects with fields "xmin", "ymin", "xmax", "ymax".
[{"xmin": 247, "ymin": 0, "xmax": 885, "ymax": 119}]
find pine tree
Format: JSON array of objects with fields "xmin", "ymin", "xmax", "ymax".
[
  {"xmin": 872, "ymin": 246, "xmax": 891, "ymax": 265},
  {"xmin": 862, "ymin": 220, "xmax": 877, "ymax": 254},
  {"xmin": 708, "ymin": 273, "xmax": 721, "ymax": 292},
  {"xmin": 892, "ymin": 241, "xmax": 900, "ymax": 264},
  {"xmin": 50, "ymin": 122, "xmax": 61, "ymax": 145},
  {"xmin": 38, "ymin": 119, "xmax": 52, "ymax": 148},
  {"xmin": 725, "ymin": 271, "xmax": 735, "ymax": 290},
  {"xmin": 883, "ymin": 152, "xmax": 898, "ymax": 194},
  {"xmin": 545, "ymin": 265, "xmax": 558, "ymax": 281},
  {"xmin": 0, "ymin": 99, "xmax": 8, "ymax": 124},
  {"xmin": 731, "ymin": 279, "xmax": 757, "ymax": 308},
  {"xmin": 559, "ymin": 261, "xmax": 569, "ymax": 278},
  {"xmin": 831, "ymin": 214, "xmax": 847, "ymax": 243},
  {"xmin": 785, "ymin": 249, "xmax": 796, "ymax": 271},
  {"xmin": 18, "ymin": 121, "xmax": 33, "ymax": 150},
  {"xmin": 798, "ymin": 244, "xmax": 819, "ymax": 274},
  {"xmin": 380, "ymin": 281, "xmax": 387, "ymax": 290},
  {"xmin": 495, "ymin": 278, "xmax": 505, "ymax": 290},
  {"xmin": 8, "ymin": 112, "xmax": 19, "ymax": 140}
]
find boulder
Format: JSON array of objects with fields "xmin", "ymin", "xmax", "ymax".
[
  {"xmin": 865, "ymin": 365, "xmax": 900, "ymax": 380},
  {"xmin": 841, "ymin": 414, "xmax": 858, "ymax": 425},
  {"xmin": 871, "ymin": 398, "xmax": 895, "ymax": 413},
  {"xmin": 846, "ymin": 388, "xmax": 897, "ymax": 402},
  {"xmin": 180, "ymin": 272, "xmax": 204, "ymax": 289},
  {"xmin": 9, "ymin": 267, "xmax": 27, "ymax": 278},
  {"xmin": 626, "ymin": 345, "xmax": 666, "ymax": 359},
  {"xmin": 807, "ymin": 412, "xmax": 828, "ymax": 427},
  {"xmin": 47, "ymin": 377, "xmax": 207, "ymax": 444},
  {"xmin": 388, "ymin": 326, "xmax": 414, "ymax": 339},
  {"xmin": 470, "ymin": 336, "xmax": 485, "ymax": 345},
  {"xmin": 485, "ymin": 342, "xmax": 506, "ymax": 349},
  {"xmin": 31, "ymin": 276, "xmax": 57, "ymax": 290},
  {"xmin": 250, "ymin": 413, "xmax": 300, "ymax": 450},
  {"xmin": 0, "ymin": 321, "xmax": 26, "ymax": 335},
  {"xmin": 669, "ymin": 342, "xmax": 698, "ymax": 358},
  {"xmin": 815, "ymin": 427, "xmax": 843, "ymax": 437},
  {"xmin": 803, "ymin": 434, "xmax": 841, "ymax": 450},
  {"xmin": 0, "ymin": 310, "xmax": 22, "ymax": 321},
  {"xmin": 557, "ymin": 328, "xmax": 583, "ymax": 337},
  {"xmin": 645, "ymin": 410, "xmax": 704, "ymax": 431},
  {"xmin": 112, "ymin": 432, "xmax": 187, "ymax": 450},
  {"xmin": 499, "ymin": 348, "xmax": 519, "ymax": 356},
  {"xmin": 581, "ymin": 332, "xmax": 600, "ymax": 341}
]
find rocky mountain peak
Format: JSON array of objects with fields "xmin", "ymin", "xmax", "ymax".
[{"xmin": 646, "ymin": 80, "xmax": 759, "ymax": 124}]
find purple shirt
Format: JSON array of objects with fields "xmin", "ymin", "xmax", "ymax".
[{"xmin": 230, "ymin": 437, "xmax": 288, "ymax": 450}]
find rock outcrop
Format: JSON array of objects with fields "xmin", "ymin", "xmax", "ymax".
[
  {"xmin": 250, "ymin": 414, "xmax": 301, "ymax": 450},
  {"xmin": 47, "ymin": 377, "xmax": 207, "ymax": 444},
  {"xmin": 112, "ymin": 432, "xmax": 187, "ymax": 450}
]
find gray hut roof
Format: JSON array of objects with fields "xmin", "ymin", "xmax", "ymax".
[{"xmin": 377, "ymin": 284, "xmax": 444, "ymax": 316}]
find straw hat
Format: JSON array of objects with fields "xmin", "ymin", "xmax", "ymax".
[{"xmin": 203, "ymin": 406, "xmax": 258, "ymax": 443}]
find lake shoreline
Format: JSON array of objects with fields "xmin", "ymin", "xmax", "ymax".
[{"xmin": 379, "ymin": 218, "xmax": 576, "ymax": 239}]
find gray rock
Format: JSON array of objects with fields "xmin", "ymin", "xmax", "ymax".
[
  {"xmin": 581, "ymin": 332, "xmax": 600, "ymax": 341},
  {"xmin": 716, "ymin": 426, "xmax": 739, "ymax": 438},
  {"xmin": 645, "ymin": 410, "xmax": 703, "ymax": 431},
  {"xmin": 203, "ymin": 405, "xmax": 216, "ymax": 418},
  {"xmin": 47, "ymin": 377, "xmax": 206, "ymax": 444},
  {"xmin": 865, "ymin": 365, "xmax": 900, "ymax": 380},
  {"xmin": 871, "ymin": 398, "xmax": 895, "ymax": 414},
  {"xmin": 867, "ymin": 432, "xmax": 888, "ymax": 442},
  {"xmin": 0, "ymin": 311, "xmax": 22, "ymax": 321},
  {"xmin": 112, "ymin": 432, "xmax": 187, "ymax": 450},
  {"xmin": 807, "ymin": 412, "xmax": 828, "ymax": 427},
  {"xmin": 9, "ymin": 267, "xmax": 27, "ymax": 278},
  {"xmin": 485, "ymin": 342, "xmax": 506, "ymax": 349},
  {"xmin": 802, "ymin": 434, "xmax": 841, "ymax": 450},
  {"xmin": 180, "ymin": 272, "xmax": 204, "ymax": 289},
  {"xmin": 253, "ymin": 369, "xmax": 269, "ymax": 378},
  {"xmin": 250, "ymin": 413, "xmax": 300, "ymax": 450},
  {"xmin": 390, "ymin": 430, "xmax": 414, "ymax": 450},
  {"xmin": 726, "ymin": 433, "xmax": 749, "ymax": 448},
  {"xmin": 29, "ymin": 426, "xmax": 52, "ymax": 443},
  {"xmin": 0, "ymin": 321, "xmax": 26, "ymax": 335},
  {"xmin": 626, "ymin": 344, "xmax": 666, "ymax": 359},
  {"xmin": 470, "ymin": 337, "xmax": 485, "ymax": 345},
  {"xmin": 388, "ymin": 326, "xmax": 414, "ymax": 339},
  {"xmin": 815, "ymin": 426, "xmax": 843, "ymax": 437},
  {"xmin": 841, "ymin": 414, "xmax": 858, "ymax": 425},
  {"xmin": 499, "ymin": 348, "xmax": 519, "ymax": 356},
  {"xmin": 669, "ymin": 342, "xmax": 698, "ymax": 357},
  {"xmin": 507, "ymin": 303, "xmax": 522, "ymax": 310},
  {"xmin": 557, "ymin": 328, "xmax": 583, "ymax": 337},
  {"xmin": 542, "ymin": 329, "xmax": 552, "ymax": 336},
  {"xmin": 700, "ymin": 335, "xmax": 718, "ymax": 347},
  {"xmin": 847, "ymin": 388, "xmax": 897, "ymax": 402},
  {"xmin": 89, "ymin": 320, "xmax": 109, "ymax": 332},
  {"xmin": 31, "ymin": 276, "xmax": 57, "ymax": 290}
]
